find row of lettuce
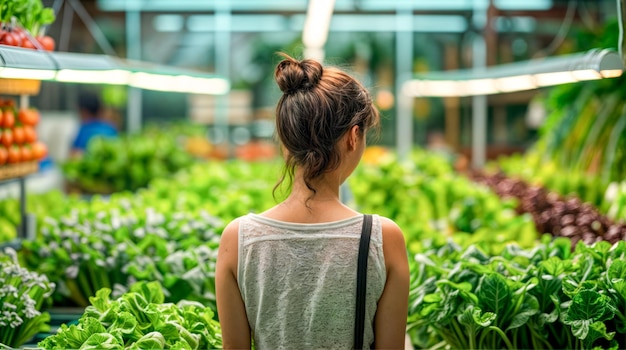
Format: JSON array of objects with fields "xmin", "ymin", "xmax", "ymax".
[{"xmin": 1, "ymin": 145, "xmax": 625, "ymax": 349}]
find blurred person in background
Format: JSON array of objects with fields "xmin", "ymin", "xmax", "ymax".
[
  {"xmin": 216, "ymin": 53, "xmax": 410, "ymax": 349},
  {"xmin": 70, "ymin": 90, "xmax": 118, "ymax": 157}
]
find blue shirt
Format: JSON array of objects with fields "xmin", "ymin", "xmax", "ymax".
[{"xmin": 72, "ymin": 120, "xmax": 118, "ymax": 151}]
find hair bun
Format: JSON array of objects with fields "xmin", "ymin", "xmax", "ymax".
[{"xmin": 275, "ymin": 54, "xmax": 323, "ymax": 95}]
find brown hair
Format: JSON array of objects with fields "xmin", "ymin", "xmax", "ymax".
[{"xmin": 273, "ymin": 53, "xmax": 380, "ymax": 202}]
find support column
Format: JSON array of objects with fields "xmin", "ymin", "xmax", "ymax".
[
  {"xmin": 471, "ymin": 0, "xmax": 489, "ymax": 169},
  {"xmin": 443, "ymin": 44, "xmax": 460, "ymax": 151},
  {"xmin": 215, "ymin": 2, "xmax": 232, "ymax": 157},
  {"xmin": 395, "ymin": 5, "xmax": 413, "ymax": 160},
  {"xmin": 126, "ymin": 0, "xmax": 142, "ymax": 133}
]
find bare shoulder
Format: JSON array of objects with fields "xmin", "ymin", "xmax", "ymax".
[
  {"xmin": 221, "ymin": 217, "xmax": 242, "ymax": 239},
  {"xmin": 378, "ymin": 216, "xmax": 406, "ymax": 247},
  {"xmin": 217, "ymin": 217, "xmax": 243, "ymax": 268}
]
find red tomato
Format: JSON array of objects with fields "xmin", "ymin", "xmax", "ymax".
[
  {"xmin": 0, "ymin": 129, "xmax": 12, "ymax": 148},
  {"xmin": 12, "ymin": 126, "xmax": 25, "ymax": 144},
  {"xmin": 7, "ymin": 146, "xmax": 20, "ymax": 163},
  {"xmin": 18, "ymin": 109, "xmax": 30, "ymax": 125},
  {"xmin": 36, "ymin": 36, "xmax": 55, "ymax": 51},
  {"xmin": 0, "ymin": 146, "xmax": 7, "ymax": 165},
  {"xmin": 2, "ymin": 109, "xmax": 15, "ymax": 128},
  {"xmin": 31, "ymin": 109, "xmax": 40, "ymax": 125},
  {"xmin": 18, "ymin": 108, "xmax": 39, "ymax": 126},
  {"xmin": 31, "ymin": 141, "xmax": 47, "ymax": 160},
  {"xmin": 1, "ymin": 32, "xmax": 15, "ymax": 46},
  {"xmin": 21, "ymin": 38, "xmax": 36, "ymax": 49},
  {"xmin": 15, "ymin": 28, "xmax": 28, "ymax": 45},
  {"xmin": 20, "ymin": 145, "xmax": 32, "ymax": 162},
  {"xmin": 2, "ymin": 108, "xmax": 15, "ymax": 128},
  {"xmin": 23, "ymin": 125, "xmax": 37, "ymax": 143},
  {"xmin": 3, "ymin": 31, "xmax": 22, "ymax": 47}
]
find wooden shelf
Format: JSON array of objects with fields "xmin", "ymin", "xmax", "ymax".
[{"xmin": 0, "ymin": 161, "xmax": 39, "ymax": 181}]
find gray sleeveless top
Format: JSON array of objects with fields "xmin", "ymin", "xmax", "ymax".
[{"xmin": 237, "ymin": 213, "xmax": 386, "ymax": 349}]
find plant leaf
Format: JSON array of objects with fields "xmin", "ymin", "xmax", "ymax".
[
  {"xmin": 565, "ymin": 289, "xmax": 615, "ymax": 324},
  {"xmin": 478, "ymin": 274, "xmax": 512, "ymax": 325},
  {"xmin": 607, "ymin": 259, "xmax": 626, "ymax": 281},
  {"xmin": 584, "ymin": 321, "xmax": 616, "ymax": 349},
  {"xmin": 506, "ymin": 293, "xmax": 540, "ymax": 331},
  {"xmin": 79, "ymin": 333, "xmax": 123, "ymax": 350},
  {"xmin": 131, "ymin": 331, "xmax": 166, "ymax": 350},
  {"xmin": 569, "ymin": 319, "xmax": 592, "ymax": 340}
]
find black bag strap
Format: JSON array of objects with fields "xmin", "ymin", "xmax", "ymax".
[{"xmin": 354, "ymin": 214, "xmax": 373, "ymax": 350}]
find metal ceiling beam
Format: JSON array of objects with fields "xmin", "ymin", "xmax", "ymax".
[
  {"xmin": 96, "ymin": 0, "xmax": 554, "ymax": 13},
  {"xmin": 168, "ymin": 14, "xmax": 469, "ymax": 33}
]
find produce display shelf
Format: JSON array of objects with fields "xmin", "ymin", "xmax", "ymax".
[{"xmin": 0, "ymin": 161, "xmax": 39, "ymax": 181}]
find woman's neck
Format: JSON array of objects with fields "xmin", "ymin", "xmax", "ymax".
[{"xmin": 288, "ymin": 176, "xmax": 340, "ymax": 204}]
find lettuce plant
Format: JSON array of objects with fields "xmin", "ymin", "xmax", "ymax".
[
  {"xmin": 0, "ymin": 247, "xmax": 55, "ymax": 348},
  {"xmin": 38, "ymin": 281, "xmax": 222, "ymax": 350}
]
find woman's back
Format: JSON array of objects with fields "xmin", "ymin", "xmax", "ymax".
[
  {"xmin": 215, "ymin": 54, "xmax": 409, "ymax": 349},
  {"xmin": 238, "ymin": 213, "xmax": 386, "ymax": 349}
]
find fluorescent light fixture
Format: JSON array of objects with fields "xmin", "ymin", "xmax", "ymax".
[
  {"xmin": 467, "ymin": 78, "xmax": 500, "ymax": 95},
  {"xmin": 302, "ymin": 0, "xmax": 335, "ymax": 49},
  {"xmin": 50, "ymin": 51, "xmax": 131, "ymax": 85},
  {"xmin": 0, "ymin": 67, "xmax": 56, "ymax": 80},
  {"xmin": 130, "ymin": 72, "xmax": 177, "ymax": 91},
  {"xmin": 602, "ymin": 69, "xmax": 624, "ymax": 78},
  {"xmin": 0, "ymin": 45, "xmax": 57, "ymax": 80},
  {"xmin": 153, "ymin": 14, "xmax": 184, "ymax": 32},
  {"xmin": 56, "ymin": 69, "xmax": 130, "ymax": 84},
  {"xmin": 495, "ymin": 74, "xmax": 536, "ymax": 92},
  {"xmin": 124, "ymin": 55, "xmax": 231, "ymax": 95},
  {"xmin": 130, "ymin": 73, "xmax": 230, "ymax": 95},
  {"xmin": 0, "ymin": 45, "xmax": 230, "ymax": 95},
  {"xmin": 403, "ymin": 49, "xmax": 624, "ymax": 97}
]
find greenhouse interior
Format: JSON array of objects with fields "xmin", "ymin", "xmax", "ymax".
[{"xmin": 1, "ymin": 0, "xmax": 626, "ymax": 349}]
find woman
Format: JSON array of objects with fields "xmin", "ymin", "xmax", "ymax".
[{"xmin": 216, "ymin": 53, "xmax": 410, "ymax": 349}]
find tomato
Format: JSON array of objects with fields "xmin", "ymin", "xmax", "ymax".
[
  {"xmin": 21, "ymin": 38, "xmax": 36, "ymax": 49},
  {"xmin": 30, "ymin": 109, "xmax": 40, "ymax": 125},
  {"xmin": 7, "ymin": 146, "xmax": 20, "ymax": 163},
  {"xmin": 31, "ymin": 141, "xmax": 47, "ymax": 160},
  {"xmin": 15, "ymin": 28, "xmax": 28, "ymax": 45},
  {"xmin": 2, "ymin": 31, "xmax": 22, "ymax": 47},
  {"xmin": 2, "ymin": 109, "xmax": 15, "ymax": 128},
  {"xmin": 18, "ymin": 108, "xmax": 39, "ymax": 126},
  {"xmin": 20, "ymin": 145, "xmax": 32, "ymax": 162},
  {"xmin": 12, "ymin": 126, "xmax": 25, "ymax": 144},
  {"xmin": 36, "ymin": 36, "xmax": 55, "ymax": 51},
  {"xmin": 1, "ymin": 32, "xmax": 16, "ymax": 46},
  {"xmin": 23, "ymin": 125, "xmax": 37, "ymax": 143},
  {"xmin": 0, "ymin": 146, "xmax": 7, "ymax": 165},
  {"xmin": 18, "ymin": 109, "xmax": 30, "ymax": 125},
  {"xmin": 0, "ymin": 129, "xmax": 12, "ymax": 148}
]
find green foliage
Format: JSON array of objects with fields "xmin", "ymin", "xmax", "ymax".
[
  {"xmin": 408, "ymin": 237, "xmax": 626, "ymax": 349},
  {"xmin": 508, "ymin": 19, "xmax": 626, "ymax": 195},
  {"xmin": 62, "ymin": 127, "xmax": 196, "ymax": 193},
  {"xmin": 38, "ymin": 281, "xmax": 222, "ymax": 350},
  {"xmin": 0, "ymin": 247, "xmax": 55, "ymax": 348},
  {"xmin": 349, "ymin": 148, "xmax": 540, "ymax": 255},
  {"xmin": 0, "ymin": 0, "xmax": 55, "ymax": 35},
  {"xmin": 20, "ymin": 160, "xmax": 281, "ymax": 308}
]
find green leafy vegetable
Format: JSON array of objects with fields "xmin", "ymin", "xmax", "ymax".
[
  {"xmin": 0, "ymin": 247, "xmax": 55, "ymax": 348},
  {"xmin": 38, "ymin": 281, "xmax": 222, "ymax": 350}
]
